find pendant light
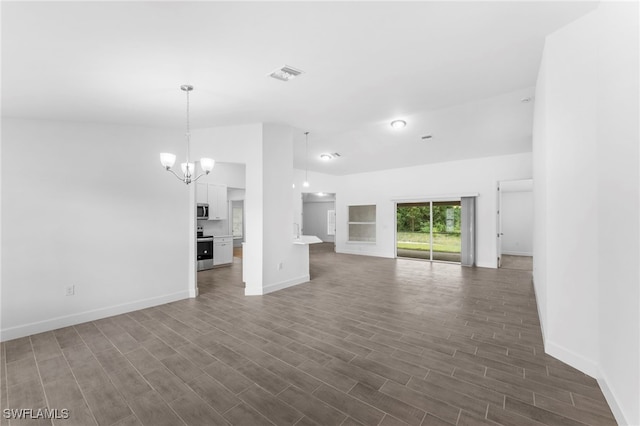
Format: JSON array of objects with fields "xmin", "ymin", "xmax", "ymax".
[
  {"xmin": 160, "ymin": 85, "xmax": 215, "ymax": 184},
  {"xmin": 303, "ymin": 131, "xmax": 310, "ymax": 187}
]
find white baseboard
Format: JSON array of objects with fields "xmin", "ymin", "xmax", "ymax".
[
  {"xmin": 544, "ymin": 340, "xmax": 599, "ymax": 378},
  {"xmin": 0, "ymin": 290, "xmax": 190, "ymax": 342},
  {"xmin": 531, "ymin": 275, "xmax": 547, "ymax": 343},
  {"xmin": 502, "ymin": 251, "xmax": 533, "ymax": 256},
  {"xmin": 262, "ymin": 275, "xmax": 310, "ymax": 295},
  {"xmin": 531, "ymin": 279, "xmax": 631, "ymax": 425},
  {"xmin": 597, "ymin": 370, "xmax": 633, "ymax": 426}
]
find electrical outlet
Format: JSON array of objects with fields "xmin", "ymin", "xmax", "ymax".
[{"xmin": 65, "ymin": 285, "xmax": 75, "ymax": 296}]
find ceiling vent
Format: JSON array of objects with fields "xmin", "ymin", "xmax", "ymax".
[
  {"xmin": 421, "ymin": 135, "xmax": 433, "ymax": 140},
  {"xmin": 269, "ymin": 65, "xmax": 304, "ymax": 82}
]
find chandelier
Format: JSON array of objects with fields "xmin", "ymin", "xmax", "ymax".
[{"xmin": 160, "ymin": 85, "xmax": 215, "ymax": 184}]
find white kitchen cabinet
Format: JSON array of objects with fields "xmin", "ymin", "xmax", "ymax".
[
  {"xmin": 196, "ymin": 183, "xmax": 227, "ymax": 220},
  {"xmin": 207, "ymin": 184, "xmax": 228, "ymax": 220},
  {"xmin": 213, "ymin": 236, "xmax": 233, "ymax": 266},
  {"xmin": 196, "ymin": 183, "xmax": 208, "ymax": 204}
]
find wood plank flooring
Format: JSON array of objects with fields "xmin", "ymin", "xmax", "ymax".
[
  {"xmin": 0, "ymin": 244, "xmax": 616, "ymax": 425},
  {"xmin": 500, "ymin": 256, "xmax": 533, "ymax": 272}
]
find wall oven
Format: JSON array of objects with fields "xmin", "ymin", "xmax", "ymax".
[{"xmin": 197, "ymin": 237, "xmax": 214, "ymax": 271}]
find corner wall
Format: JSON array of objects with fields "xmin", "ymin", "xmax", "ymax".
[{"xmin": 533, "ymin": 3, "xmax": 639, "ymax": 424}]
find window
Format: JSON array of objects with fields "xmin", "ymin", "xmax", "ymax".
[
  {"xmin": 232, "ymin": 205, "xmax": 243, "ymax": 238},
  {"xmin": 348, "ymin": 205, "xmax": 376, "ymax": 242}
]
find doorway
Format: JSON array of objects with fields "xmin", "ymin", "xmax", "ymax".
[
  {"xmin": 497, "ymin": 179, "xmax": 533, "ymax": 271},
  {"xmin": 396, "ymin": 201, "xmax": 461, "ymax": 263},
  {"xmin": 302, "ymin": 192, "xmax": 336, "ymax": 252}
]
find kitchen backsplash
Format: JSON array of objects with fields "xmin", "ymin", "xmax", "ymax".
[{"xmin": 197, "ymin": 219, "xmax": 230, "ymax": 236}]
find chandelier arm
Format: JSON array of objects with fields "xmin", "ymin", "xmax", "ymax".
[
  {"xmin": 191, "ymin": 171, "xmax": 211, "ymax": 183},
  {"xmin": 166, "ymin": 168, "xmax": 186, "ymax": 182}
]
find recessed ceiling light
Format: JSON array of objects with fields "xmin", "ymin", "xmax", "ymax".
[
  {"xmin": 319, "ymin": 153, "xmax": 340, "ymax": 161},
  {"xmin": 317, "ymin": 192, "xmax": 326, "ymax": 196},
  {"xmin": 269, "ymin": 65, "xmax": 304, "ymax": 82},
  {"xmin": 390, "ymin": 120, "xmax": 407, "ymax": 129}
]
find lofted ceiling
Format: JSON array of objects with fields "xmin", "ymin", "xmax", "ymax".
[{"xmin": 1, "ymin": 1, "xmax": 597, "ymax": 175}]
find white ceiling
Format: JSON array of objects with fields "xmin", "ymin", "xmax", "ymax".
[{"xmin": 1, "ymin": 1, "xmax": 597, "ymax": 175}]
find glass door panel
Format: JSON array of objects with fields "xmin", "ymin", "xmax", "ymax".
[
  {"xmin": 396, "ymin": 201, "xmax": 461, "ymax": 263},
  {"xmin": 431, "ymin": 201, "xmax": 461, "ymax": 262},
  {"xmin": 396, "ymin": 203, "xmax": 432, "ymax": 260}
]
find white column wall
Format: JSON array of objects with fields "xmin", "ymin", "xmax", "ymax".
[
  {"xmin": 596, "ymin": 3, "xmax": 639, "ymax": 424},
  {"xmin": 259, "ymin": 124, "xmax": 310, "ymax": 294},
  {"xmin": 533, "ymin": 3, "xmax": 639, "ymax": 424}
]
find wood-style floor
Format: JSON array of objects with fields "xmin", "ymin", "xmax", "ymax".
[
  {"xmin": 500, "ymin": 255, "xmax": 533, "ymax": 272},
  {"xmin": 0, "ymin": 244, "xmax": 616, "ymax": 426}
]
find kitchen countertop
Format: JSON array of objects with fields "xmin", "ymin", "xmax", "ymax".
[{"xmin": 292, "ymin": 235, "xmax": 323, "ymax": 245}]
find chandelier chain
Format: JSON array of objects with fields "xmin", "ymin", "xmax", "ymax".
[
  {"xmin": 185, "ymin": 86, "xmax": 191, "ymax": 167},
  {"xmin": 305, "ymin": 132, "xmax": 309, "ymax": 182}
]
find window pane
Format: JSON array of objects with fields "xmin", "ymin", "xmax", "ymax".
[
  {"xmin": 232, "ymin": 206, "xmax": 243, "ymax": 237},
  {"xmin": 349, "ymin": 205, "xmax": 376, "ymax": 222},
  {"xmin": 348, "ymin": 224, "xmax": 376, "ymax": 242}
]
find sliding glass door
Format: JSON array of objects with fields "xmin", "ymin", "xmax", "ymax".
[
  {"xmin": 396, "ymin": 201, "xmax": 461, "ymax": 263},
  {"xmin": 396, "ymin": 203, "xmax": 432, "ymax": 260}
]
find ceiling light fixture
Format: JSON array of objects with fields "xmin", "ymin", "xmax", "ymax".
[
  {"xmin": 320, "ymin": 152, "xmax": 341, "ymax": 161},
  {"xmin": 303, "ymin": 131, "xmax": 310, "ymax": 187},
  {"xmin": 390, "ymin": 119, "xmax": 407, "ymax": 129},
  {"xmin": 160, "ymin": 85, "xmax": 214, "ymax": 184},
  {"xmin": 269, "ymin": 65, "xmax": 304, "ymax": 82},
  {"xmin": 319, "ymin": 154, "xmax": 333, "ymax": 161}
]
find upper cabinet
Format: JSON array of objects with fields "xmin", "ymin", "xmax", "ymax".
[
  {"xmin": 197, "ymin": 183, "xmax": 227, "ymax": 220},
  {"xmin": 196, "ymin": 183, "xmax": 208, "ymax": 205},
  {"xmin": 209, "ymin": 184, "xmax": 227, "ymax": 220}
]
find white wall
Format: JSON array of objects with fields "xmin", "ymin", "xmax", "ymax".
[
  {"xmin": 331, "ymin": 153, "xmax": 533, "ymax": 267},
  {"xmin": 596, "ymin": 3, "xmax": 639, "ymax": 425},
  {"xmin": 533, "ymin": 3, "xmax": 639, "ymax": 424},
  {"xmin": 1, "ymin": 118, "xmax": 191, "ymax": 340},
  {"xmin": 200, "ymin": 162, "xmax": 245, "ymax": 189},
  {"xmin": 501, "ymin": 191, "xmax": 533, "ymax": 256},
  {"xmin": 190, "ymin": 123, "xmax": 259, "ymax": 165}
]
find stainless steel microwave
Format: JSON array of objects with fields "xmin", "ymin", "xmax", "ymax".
[{"xmin": 197, "ymin": 203, "xmax": 209, "ymax": 220}]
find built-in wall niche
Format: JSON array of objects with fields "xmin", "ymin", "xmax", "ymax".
[{"xmin": 348, "ymin": 204, "xmax": 376, "ymax": 243}]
